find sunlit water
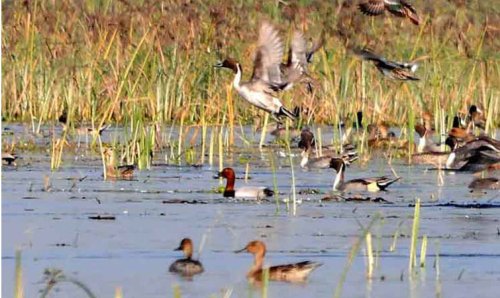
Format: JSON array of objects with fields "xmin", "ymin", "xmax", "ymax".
[{"xmin": 2, "ymin": 124, "xmax": 500, "ymax": 298}]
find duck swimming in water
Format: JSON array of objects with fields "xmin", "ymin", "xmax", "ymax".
[
  {"xmin": 329, "ymin": 158, "xmax": 401, "ymax": 192},
  {"xmin": 218, "ymin": 167, "xmax": 274, "ymax": 199},
  {"xmin": 235, "ymin": 240, "xmax": 322, "ymax": 283},
  {"xmin": 169, "ymin": 238, "xmax": 204, "ymax": 277}
]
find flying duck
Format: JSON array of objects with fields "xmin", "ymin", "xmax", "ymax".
[
  {"xmin": 354, "ymin": 48, "xmax": 419, "ymax": 81},
  {"xmin": 215, "ymin": 22, "xmax": 297, "ymax": 121},
  {"xmin": 169, "ymin": 238, "xmax": 204, "ymax": 277},
  {"xmin": 281, "ymin": 30, "xmax": 324, "ymax": 93},
  {"xmin": 217, "ymin": 167, "xmax": 274, "ymax": 199},
  {"xmin": 329, "ymin": 158, "xmax": 401, "ymax": 192},
  {"xmin": 235, "ymin": 240, "xmax": 322, "ymax": 283},
  {"xmin": 358, "ymin": 0, "xmax": 420, "ymax": 26}
]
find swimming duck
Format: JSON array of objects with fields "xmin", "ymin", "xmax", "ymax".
[
  {"xmin": 169, "ymin": 238, "xmax": 204, "ymax": 277},
  {"xmin": 269, "ymin": 122, "xmax": 301, "ymax": 140},
  {"xmin": 235, "ymin": 240, "xmax": 322, "ymax": 283},
  {"xmin": 468, "ymin": 177, "xmax": 499, "ymax": 191},
  {"xmin": 415, "ymin": 124, "xmax": 441, "ymax": 153},
  {"xmin": 103, "ymin": 148, "xmax": 135, "ymax": 180},
  {"xmin": 215, "ymin": 22, "xmax": 296, "ymax": 121},
  {"xmin": 217, "ymin": 167, "xmax": 274, "ymax": 199},
  {"xmin": 467, "ymin": 105, "xmax": 486, "ymax": 130},
  {"xmin": 354, "ymin": 48, "xmax": 419, "ymax": 81},
  {"xmin": 299, "ymin": 129, "xmax": 358, "ymax": 169},
  {"xmin": 2, "ymin": 152, "xmax": 18, "ymax": 166},
  {"xmin": 329, "ymin": 158, "xmax": 401, "ymax": 192},
  {"xmin": 358, "ymin": 0, "xmax": 420, "ymax": 25},
  {"xmin": 280, "ymin": 30, "xmax": 324, "ymax": 93},
  {"xmin": 446, "ymin": 136, "xmax": 500, "ymax": 171}
]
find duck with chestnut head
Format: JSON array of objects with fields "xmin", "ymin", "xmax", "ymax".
[
  {"xmin": 169, "ymin": 238, "xmax": 204, "ymax": 277},
  {"xmin": 235, "ymin": 240, "xmax": 322, "ymax": 283},
  {"xmin": 217, "ymin": 167, "xmax": 274, "ymax": 200}
]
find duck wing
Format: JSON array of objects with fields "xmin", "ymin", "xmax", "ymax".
[
  {"xmin": 269, "ymin": 261, "xmax": 322, "ymax": 281},
  {"xmin": 251, "ymin": 21, "xmax": 285, "ymax": 87},
  {"xmin": 358, "ymin": 0, "xmax": 386, "ymax": 16}
]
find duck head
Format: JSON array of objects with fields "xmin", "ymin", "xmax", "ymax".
[
  {"xmin": 298, "ymin": 127, "xmax": 315, "ymax": 150},
  {"xmin": 445, "ymin": 136, "xmax": 458, "ymax": 151},
  {"xmin": 217, "ymin": 167, "xmax": 236, "ymax": 197},
  {"xmin": 175, "ymin": 238, "xmax": 194, "ymax": 259},
  {"xmin": 235, "ymin": 240, "xmax": 266, "ymax": 257},
  {"xmin": 469, "ymin": 105, "xmax": 482, "ymax": 116},
  {"xmin": 214, "ymin": 58, "xmax": 240, "ymax": 74},
  {"xmin": 329, "ymin": 158, "xmax": 345, "ymax": 173}
]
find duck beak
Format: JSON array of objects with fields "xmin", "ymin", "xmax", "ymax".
[
  {"xmin": 214, "ymin": 171, "xmax": 223, "ymax": 179},
  {"xmin": 214, "ymin": 61, "xmax": 223, "ymax": 68},
  {"xmin": 174, "ymin": 245, "xmax": 182, "ymax": 251},
  {"xmin": 234, "ymin": 247, "xmax": 247, "ymax": 253}
]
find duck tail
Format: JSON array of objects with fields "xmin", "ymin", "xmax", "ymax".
[
  {"xmin": 378, "ymin": 177, "xmax": 401, "ymax": 190},
  {"xmin": 278, "ymin": 106, "xmax": 297, "ymax": 121}
]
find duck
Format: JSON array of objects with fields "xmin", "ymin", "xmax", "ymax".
[
  {"xmin": 468, "ymin": 177, "xmax": 499, "ymax": 191},
  {"xmin": 280, "ymin": 30, "xmax": 324, "ymax": 93},
  {"xmin": 269, "ymin": 122, "xmax": 301, "ymax": 140},
  {"xmin": 235, "ymin": 240, "xmax": 322, "ymax": 283},
  {"xmin": 358, "ymin": 0, "xmax": 420, "ymax": 25},
  {"xmin": 329, "ymin": 158, "xmax": 401, "ymax": 192},
  {"xmin": 215, "ymin": 21, "xmax": 296, "ymax": 121},
  {"xmin": 411, "ymin": 135, "xmax": 453, "ymax": 167},
  {"xmin": 299, "ymin": 128, "xmax": 358, "ymax": 169},
  {"xmin": 102, "ymin": 148, "xmax": 135, "ymax": 180},
  {"xmin": 415, "ymin": 124, "xmax": 441, "ymax": 153},
  {"xmin": 467, "ymin": 105, "xmax": 486, "ymax": 130},
  {"xmin": 2, "ymin": 152, "xmax": 18, "ymax": 166},
  {"xmin": 353, "ymin": 47, "xmax": 419, "ymax": 81},
  {"xmin": 59, "ymin": 111, "xmax": 109, "ymax": 136},
  {"xmin": 445, "ymin": 136, "xmax": 500, "ymax": 172},
  {"xmin": 169, "ymin": 238, "xmax": 204, "ymax": 277},
  {"xmin": 217, "ymin": 167, "xmax": 274, "ymax": 199}
]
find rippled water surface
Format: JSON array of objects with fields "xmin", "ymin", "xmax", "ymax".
[{"xmin": 2, "ymin": 124, "xmax": 500, "ymax": 298}]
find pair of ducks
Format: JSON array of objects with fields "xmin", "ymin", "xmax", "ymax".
[
  {"xmin": 218, "ymin": 161, "xmax": 400, "ymax": 198},
  {"xmin": 170, "ymin": 238, "xmax": 321, "ymax": 283},
  {"xmin": 215, "ymin": 21, "xmax": 323, "ymax": 121}
]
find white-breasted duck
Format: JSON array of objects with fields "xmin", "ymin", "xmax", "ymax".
[
  {"xmin": 169, "ymin": 238, "xmax": 204, "ymax": 277},
  {"xmin": 218, "ymin": 167, "xmax": 274, "ymax": 199},
  {"xmin": 354, "ymin": 48, "xmax": 419, "ymax": 81},
  {"xmin": 358, "ymin": 0, "xmax": 420, "ymax": 26},
  {"xmin": 299, "ymin": 128, "xmax": 358, "ymax": 169},
  {"xmin": 415, "ymin": 124, "xmax": 441, "ymax": 153},
  {"xmin": 2, "ymin": 152, "xmax": 18, "ymax": 166},
  {"xmin": 445, "ymin": 136, "xmax": 500, "ymax": 172},
  {"xmin": 329, "ymin": 158, "xmax": 401, "ymax": 192},
  {"xmin": 467, "ymin": 105, "xmax": 486, "ymax": 130},
  {"xmin": 280, "ymin": 30, "xmax": 324, "ymax": 93},
  {"xmin": 215, "ymin": 22, "xmax": 297, "ymax": 121},
  {"xmin": 235, "ymin": 240, "xmax": 322, "ymax": 283}
]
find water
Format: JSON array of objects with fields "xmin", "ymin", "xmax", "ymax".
[{"xmin": 2, "ymin": 124, "xmax": 500, "ymax": 298}]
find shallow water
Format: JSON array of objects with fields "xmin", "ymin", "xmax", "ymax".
[{"xmin": 2, "ymin": 124, "xmax": 500, "ymax": 298}]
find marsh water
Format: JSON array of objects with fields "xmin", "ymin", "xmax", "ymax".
[{"xmin": 2, "ymin": 124, "xmax": 500, "ymax": 298}]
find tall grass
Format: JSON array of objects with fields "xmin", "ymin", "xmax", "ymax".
[{"xmin": 2, "ymin": 1, "xmax": 499, "ymax": 130}]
